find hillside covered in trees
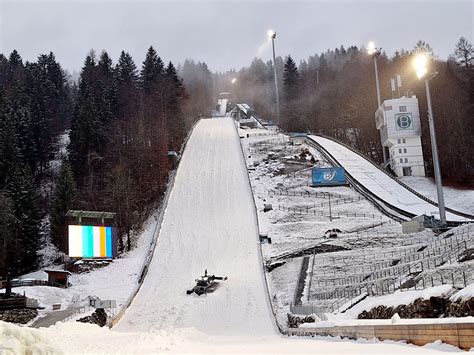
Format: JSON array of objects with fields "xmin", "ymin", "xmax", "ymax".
[
  {"xmin": 0, "ymin": 47, "xmax": 214, "ymax": 276},
  {"xmin": 0, "ymin": 38, "xmax": 472, "ymax": 277},
  {"xmin": 216, "ymin": 38, "xmax": 473, "ymax": 184}
]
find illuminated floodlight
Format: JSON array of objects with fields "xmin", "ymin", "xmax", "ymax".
[
  {"xmin": 231, "ymin": 78, "xmax": 237, "ymax": 84},
  {"xmin": 367, "ymin": 41, "xmax": 376, "ymax": 55},
  {"xmin": 268, "ymin": 29, "xmax": 276, "ymax": 39},
  {"xmin": 413, "ymin": 53, "xmax": 429, "ymax": 79}
]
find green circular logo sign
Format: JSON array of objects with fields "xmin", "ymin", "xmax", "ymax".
[{"xmin": 396, "ymin": 115, "xmax": 412, "ymax": 129}]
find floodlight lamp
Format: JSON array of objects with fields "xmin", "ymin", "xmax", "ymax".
[
  {"xmin": 414, "ymin": 53, "xmax": 429, "ymax": 79},
  {"xmin": 367, "ymin": 41, "xmax": 376, "ymax": 55}
]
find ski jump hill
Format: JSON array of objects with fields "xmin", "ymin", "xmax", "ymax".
[
  {"xmin": 115, "ymin": 118, "xmax": 275, "ymax": 335},
  {"xmin": 307, "ymin": 135, "xmax": 473, "ymax": 224},
  {"xmin": 115, "ymin": 118, "xmax": 470, "ymax": 338}
]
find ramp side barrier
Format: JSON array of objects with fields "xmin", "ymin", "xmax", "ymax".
[
  {"xmin": 235, "ymin": 120, "xmax": 286, "ymax": 334},
  {"xmin": 305, "ymin": 138, "xmax": 411, "ymax": 222},
  {"xmin": 308, "ymin": 134, "xmax": 474, "ymax": 221}
]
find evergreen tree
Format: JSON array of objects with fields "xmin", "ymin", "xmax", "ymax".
[
  {"xmin": 283, "ymin": 55, "xmax": 299, "ymax": 102},
  {"xmin": 140, "ymin": 46, "xmax": 164, "ymax": 95},
  {"xmin": 0, "ymin": 192, "xmax": 18, "ymax": 277},
  {"xmin": 50, "ymin": 159, "xmax": 77, "ymax": 253},
  {"xmin": 164, "ymin": 61, "xmax": 186, "ymax": 148},
  {"xmin": 117, "ymin": 51, "xmax": 139, "ymax": 86},
  {"xmin": 282, "ymin": 56, "xmax": 302, "ymax": 131},
  {"xmin": 0, "ymin": 95, "xmax": 21, "ymax": 187},
  {"xmin": 6, "ymin": 163, "xmax": 42, "ymax": 275},
  {"xmin": 98, "ymin": 51, "xmax": 114, "ymax": 80}
]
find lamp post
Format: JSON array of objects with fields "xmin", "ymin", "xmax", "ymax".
[
  {"xmin": 231, "ymin": 77, "xmax": 237, "ymax": 102},
  {"xmin": 268, "ymin": 29, "xmax": 280, "ymax": 125},
  {"xmin": 413, "ymin": 53, "xmax": 446, "ymax": 227},
  {"xmin": 367, "ymin": 41, "xmax": 382, "ymax": 108}
]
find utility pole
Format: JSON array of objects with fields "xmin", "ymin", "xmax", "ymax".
[
  {"xmin": 424, "ymin": 74, "xmax": 446, "ymax": 227},
  {"xmin": 269, "ymin": 30, "xmax": 280, "ymax": 125},
  {"xmin": 368, "ymin": 42, "xmax": 382, "ymax": 108}
]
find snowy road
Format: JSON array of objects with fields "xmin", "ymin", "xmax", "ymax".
[
  {"xmin": 116, "ymin": 118, "xmax": 275, "ymax": 335},
  {"xmin": 309, "ymin": 135, "xmax": 471, "ymax": 223}
]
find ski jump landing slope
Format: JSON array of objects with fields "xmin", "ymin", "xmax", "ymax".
[
  {"xmin": 116, "ymin": 118, "xmax": 275, "ymax": 335},
  {"xmin": 308, "ymin": 135, "xmax": 471, "ymax": 223}
]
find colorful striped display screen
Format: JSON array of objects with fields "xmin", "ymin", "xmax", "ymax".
[{"xmin": 68, "ymin": 225, "xmax": 113, "ymax": 258}]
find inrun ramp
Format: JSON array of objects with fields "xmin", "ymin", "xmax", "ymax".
[
  {"xmin": 308, "ymin": 135, "xmax": 471, "ymax": 223},
  {"xmin": 116, "ymin": 118, "xmax": 275, "ymax": 335}
]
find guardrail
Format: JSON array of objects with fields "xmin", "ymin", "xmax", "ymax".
[
  {"xmin": 235, "ymin": 120, "xmax": 285, "ymax": 334},
  {"xmin": 0, "ymin": 279, "xmax": 66, "ymax": 289}
]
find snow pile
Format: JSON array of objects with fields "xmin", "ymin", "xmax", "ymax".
[{"xmin": 450, "ymin": 283, "xmax": 474, "ymax": 301}]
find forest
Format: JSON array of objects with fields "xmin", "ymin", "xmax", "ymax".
[
  {"xmin": 0, "ymin": 37, "xmax": 472, "ymax": 277},
  {"xmin": 215, "ymin": 38, "xmax": 473, "ymax": 184},
  {"xmin": 0, "ymin": 47, "xmax": 214, "ymax": 276}
]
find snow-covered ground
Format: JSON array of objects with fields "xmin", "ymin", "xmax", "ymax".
[
  {"xmin": 10, "ymin": 212, "xmax": 158, "ymax": 323},
  {"xmin": 401, "ymin": 176, "xmax": 474, "ymax": 215},
  {"xmin": 1, "ymin": 321, "xmax": 465, "ymax": 353},
  {"xmin": 240, "ymin": 128, "xmax": 473, "ymax": 331},
  {"xmin": 3, "ymin": 121, "xmax": 472, "ymax": 353}
]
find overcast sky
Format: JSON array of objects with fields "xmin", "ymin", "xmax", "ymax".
[{"xmin": 1, "ymin": 0, "xmax": 472, "ymax": 74}]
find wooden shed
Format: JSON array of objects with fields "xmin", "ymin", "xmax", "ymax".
[{"xmin": 44, "ymin": 270, "xmax": 71, "ymax": 288}]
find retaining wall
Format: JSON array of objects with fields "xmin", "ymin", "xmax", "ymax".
[{"xmin": 287, "ymin": 322, "xmax": 474, "ymax": 350}]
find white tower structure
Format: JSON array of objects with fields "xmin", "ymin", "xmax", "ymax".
[{"xmin": 375, "ymin": 96, "xmax": 426, "ymax": 177}]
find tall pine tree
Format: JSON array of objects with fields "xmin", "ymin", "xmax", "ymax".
[
  {"xmin": 50, "ymin": 159, "xmax": 77, "ymax": 253},
  {"xmin": 6, "ymin": 163, "xmax": 42, "ymax": 275}
]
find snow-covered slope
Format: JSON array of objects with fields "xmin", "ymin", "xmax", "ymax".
[
  {"xmin": 309, "ymin": 135, "xmax": 471, "ymax": 223},
  {"xmin": 116, "ymin": 118, "xmax": 275, "ymax": 335}
]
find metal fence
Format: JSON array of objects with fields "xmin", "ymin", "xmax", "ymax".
[{"xmin": 277, "ymin": 204, "xmax": 384, "ymax": 220}]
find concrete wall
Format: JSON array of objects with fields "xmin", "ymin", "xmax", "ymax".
[{"xmin": 287, "ymin": 323, "xmax": 474, "ymax": 350}]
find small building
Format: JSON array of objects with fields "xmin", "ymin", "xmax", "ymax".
[
  {"xmin": 45, "ymin": 270, "xmax": 71, "ymax": 288},
  {"xmin": 375, "ymin": 96, "xmax": 426, "ymax": 177},
  {"xmin": 231, "ymin": 104, "xmax": 265, "ymax": 129},
  {"xmin": 289, "ymin": 132, "xmax": 307, "ymax": 145},
  {"xmin": 401, "ymin": 220, "xmax": 425, "ymax": 234}
]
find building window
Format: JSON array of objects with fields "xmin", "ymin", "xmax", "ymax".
[
  {"xmin": 399, "ymin": 149, "xmax": 402, "ymax": 154},
  {"xmin": 399, "ymin": 106, "xmax": 407, "ymax": 112},
  {"xmin": 402, "ymin": 139, "xmax": 406, "ymax": 143},
  {"xmin": 404, "ymin": 148, "xmax": 407, "ymax": 153},
  {"xmin": 400, "ymin": 159, "xmax": 403, "ymax": 163},
  {"xmin": 398, "ymin": 139, "xmax": 401, "ymax": 144},
  {"xmin": 384, "ymin": 106, "xmax": 392, "ymax": 111},
  {"xmin": 405, "ymin": 158, "xmax": 408, "ymax": 163}
]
